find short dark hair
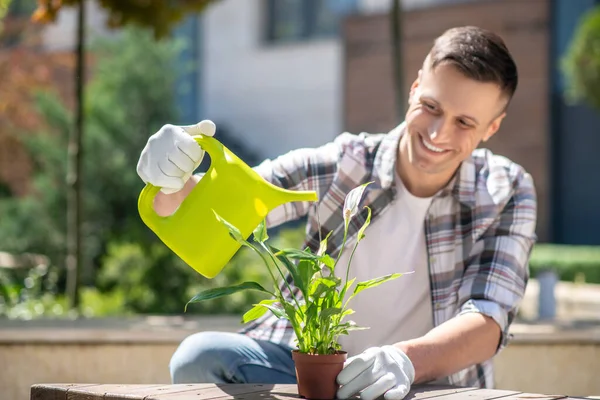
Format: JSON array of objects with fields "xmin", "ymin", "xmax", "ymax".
[{"xmin": 425, "ymin": 26, "xmax": 518, "ymax": 104}]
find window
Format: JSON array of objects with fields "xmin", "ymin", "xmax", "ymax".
[{"xmin": 264, "ymin": 0, "xmax": 357, "ymax": 43}]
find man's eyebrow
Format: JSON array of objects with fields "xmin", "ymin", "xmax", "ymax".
[
  {"xmin": 420, "ymin": 95, "xmax": 438, "ymax": 105},
  {"xmin": 420, "ymin": 95, "xmax": 480, "ymax": 126},
  {"xmin": 458, "ymin": 114, "xmax": 479, "ymax": 126}
]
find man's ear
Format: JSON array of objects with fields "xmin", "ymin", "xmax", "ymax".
[{"xmin": 483, "ymin": 112, "xmax": 506, "ymax": 142}]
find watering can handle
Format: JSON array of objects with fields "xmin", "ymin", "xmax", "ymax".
[
  {"xmin": 191, "ymin": 134, "xmax": 222, "ymax": 165},
  {"xmin": 137, "ymin": 135, "xmax": 222, "ymax": 221}
]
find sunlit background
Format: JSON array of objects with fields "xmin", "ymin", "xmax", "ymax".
[{"xmin": 1, "ymin": 0, "xmax": 600, "ymax": 399}]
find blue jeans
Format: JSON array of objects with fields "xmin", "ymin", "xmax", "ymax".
[{"xmin": 169, "ymin": 331, "xmax": 298, "ymax": 384}]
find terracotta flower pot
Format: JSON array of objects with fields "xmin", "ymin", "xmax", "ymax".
[{"xmin": 292, "ymin": 350, "xmax": 348, "ymax": 400}]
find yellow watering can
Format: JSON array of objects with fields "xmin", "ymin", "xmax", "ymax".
[{"xmin": 138, "ymin": 134, "xmax": 319, "ymax": 279}]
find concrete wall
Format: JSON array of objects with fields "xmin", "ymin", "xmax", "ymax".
[
  {"xmin": 495, "ymin": 342, "xmax": 600, "ymax": 396},
  {"xmin": 3, "ymin": 310, "xmax": 600, "ymax": 400}
]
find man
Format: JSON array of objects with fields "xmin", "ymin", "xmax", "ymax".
[{"xmin": 136, "ymin": 26, "xmax": 537, "ymax": 400}]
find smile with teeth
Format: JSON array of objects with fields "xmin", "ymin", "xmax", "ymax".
[{"xmin": 420, "ymin": 136, "xmax": 447, "ymax": 153}]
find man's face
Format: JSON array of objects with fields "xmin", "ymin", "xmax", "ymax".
[{"xmin": 401, "ymin": 62, "xmax": 507, "ymax": 179}]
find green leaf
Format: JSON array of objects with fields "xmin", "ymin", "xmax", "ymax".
[
  {"xmin": 310, "ymin": 276, "xmax": 341, "ymax": 299},
  {"xmin": 298, "ymin": 259, "xmax": 319, "ymax": 291},
  {"xmin": 305, "ymin": 302, "xmax": 318, "ymax": 323},
  {"xmin": 342, "ymin": 308, "xmax": 355, "ymax": 317},
  {"xmin": 309, "ymin": 279, "xmax": 342, "ymax": 314},
  {"xmin": 275, "ymin": 247, "xmax": 334, "ymax": 268},
  {"xmin": 185, "ymin": 281, "xmax": 274, "ymax": 311},
  {"xmin": 282, "ymin": 301, "xmax": 299, "ymax": 327},
  {"xmin": 356, "ymin": 206, "xmax": 372, "ymax": 242},
  {"xmin": 350, "ymin": 272, "xmax": 411, "ymax": 300},
  {"xmin": 213, "ymin": 210, "xmax": 250, "ymax": 246},
  {"xmin": 320, "ymin": 307, "xmax": 342, "ymax": 320},
  {"xmin": 311, "ymin": 283, "xmax": 331, "ymax": 300},
  {"xmin": 252, "ymin": 219, "xmax": 269, "ymax": 243},
  {"xmin": 242, "ymin": 298, "xmax": 278, "ymax": 323},
  {"xmin": 261, "ymin": 302, "xmax": 287, "ymax": 319},
  {"xmin": 270, "ymin": 245, "xmax": 306, "ymax": 298},
  {"xmin": 331, "ymin": 320, "xmax": 370, "ymax": 336},
  {"xmin": 320, "ymin": 276, "xmax": 342, "ymax": 287},
  {"xmin": 318, "ymin": 231, "xmax": 333, "ymax": 256},
  {"xmin": 319, "ymin": 254, "xmax": 336, "ymax": 270}
]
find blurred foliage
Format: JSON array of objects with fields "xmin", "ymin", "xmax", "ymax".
[
  {"xmin": 0, "ymin": 24, "xmax": 305, "ymax": 319},
  {"xmin": 0, "ymin": 262, "xmax": 131, "ymax": 319},
  {"xmin": 561, "ymin": 5, "xmax": 600, "ymax": 111},
  {"xmin": 0, "ymin": 0, "xmax": 10, "ymax": 17},
  {"xmin": 98, "ymin": 227, "xmax": 305, "ymax": 315},
  {"xmin": 0, "ymin": 51, "xmax": 72, "ymax": 133},
  {"xmin": 529, "ymin": 244, "xmax": 600, "ymax": 284},
  {"xmin": 0, "ymin": 0, "xmax": 69, "ymax": 198},
  {"xmin": 1, "ymin": 0, "xmax": 40, "ymax": 46},
  {"xmin": 32, "ymin": 0, "xmax": 216, "ymax": 38},
  {"xmin": 0, "ymin": 0, "xmax": 59, "ymax": 130}
]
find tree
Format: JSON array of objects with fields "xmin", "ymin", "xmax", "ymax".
[
  {"xmin": 0, "ymin": 0, "xmax": 10, "ymax": 25},
  {"xmin": 32, "ymin": 0, "xmax": 215, "ymax": 39},
  {"xmin": 561, "ymin": 5, "xmax": 600, "ymax": 111},
  {"xmin": 30, "ymin": 0, "xmax": 216, "ymax": 310},
  {"xmin": 0, "ymin": 0, "xmax": 68, "ymax": 197},
  {"xmin": 390, "ymin": 0, "xmax": 405, "ymax": 120},
  {"xmin": 0, "ymin": 26, "xmax": 204, "ymax": 316}
]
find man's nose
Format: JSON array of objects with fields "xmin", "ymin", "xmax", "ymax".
[{"xmin": 428, "ymin": 118, "xmax": 451, "ymax": 143}]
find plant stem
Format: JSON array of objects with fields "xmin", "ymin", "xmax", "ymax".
[
  {"xmin": 246, "ymin": 243, "xmax": 281, "ymax": 297},
  {"xmin": 342, "ymin": 242, "xmax": 361, "ymax": 309},
  {"xmin": 247, "ymin": 244, "xmax": 302, "ymax": 341},
  {"xmin": 345, "ymin": 241, "xmax": 360, "ymax": 286},
  {"xmin": 258, "ymin": 242, "xmax": 304, "ymax": 314},
  {"xmin": 333, "ymin": 221, "xmax": 349, "ymax": 273}
]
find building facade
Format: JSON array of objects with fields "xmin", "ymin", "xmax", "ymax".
[{"xmin": 36, "ymin": 0, "xmax": 600, "ymax": 244}]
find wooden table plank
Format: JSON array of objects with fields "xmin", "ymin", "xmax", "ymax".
[
  {"xmin": 405, "ymin": 386, "xmax": 479, "ymax": 399},
  {"xmin": 31, "ymin": 384, "xmax": 104, "ymax": 400},
  {"xmin": 30, "ymin": 383, "xmax": 584, "ymax": 400},
  {"xmin": 441, "ymin": 389, "xmax": 523, "ymax": 399},
  {"xmin": 29, "ymin": 384, "xmax": 484, "ymax": 400},
  {"xmin": 65, "ymin": 384, "xmax": 165, "ymax": 400},
  {"xmin": 146, "ymin": 384, "xmax": 299, "ymax": 400},
  {"xmin": 487, "ymin": 393, "xmax": 569, "ymax": 400},
  {"xmin": 104, "ymin": 384, "xmax": 217, "ymax": 400}
]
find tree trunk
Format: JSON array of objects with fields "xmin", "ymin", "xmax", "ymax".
[
  {"xmin": 66, "ymin": 0, "xmax": 85, "ymax": 310},
  {"xmin": 391, "ymin": 0, "xmax": 404, "ymax": 120}
]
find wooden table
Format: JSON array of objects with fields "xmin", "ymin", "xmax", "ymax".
[{"xmin": 30, "ymin": 383, "xmax": 590, "ymax": 400}]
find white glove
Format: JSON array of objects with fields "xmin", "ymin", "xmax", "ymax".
[
  {"xmin": 136, "ymin": 120, "xmax": 216, "ymax": 194},
  {"xmin": 336, "ymin": 346, "xmax": 415, "ymax": 400}
]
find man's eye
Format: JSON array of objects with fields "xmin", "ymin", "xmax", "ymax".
[
  {"xmin": 458, "ymin": 119, "xmax": 471, "ymax": 127},
  {"xmin": 423, "ymin": 103, "xmax": 436, "ymax": 111}
]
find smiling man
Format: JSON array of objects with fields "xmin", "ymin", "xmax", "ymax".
[{"xmin": 137, "ymin": 26, "xmax": 537, "ymax": 400}]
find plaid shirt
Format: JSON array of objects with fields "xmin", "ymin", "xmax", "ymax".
[{"xmin": 239, "ymin": 122, "xmax": 537, "ymax": 389}]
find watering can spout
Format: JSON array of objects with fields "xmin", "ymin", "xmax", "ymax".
[{"xmin": 264, "ymin": 185, "xmax": 319, "ymax": 211}]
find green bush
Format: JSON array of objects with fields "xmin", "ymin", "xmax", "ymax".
[
  {"xmin": 0, "ymin": 25, "xmax": 309, "ymax": 318},
  {"xmin": 97, "ymin": 224, "xmax": 305, "ymax": 316},
  {"xmin": 529, "ymin": 243, "xmax": 600, "ymax": 284},
  {"xmin": 561, "ymin": 5, "xmax": 600, "ymax": 110}
]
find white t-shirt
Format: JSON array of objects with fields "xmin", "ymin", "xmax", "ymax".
[{"xmin": 335, "ymin": 171, "xmax": 434, "ymax": 357}]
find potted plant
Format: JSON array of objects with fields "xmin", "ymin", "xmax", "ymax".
[{"xmin": 186, "ymin": 182, "xmax": 413, "ymax": 400}]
